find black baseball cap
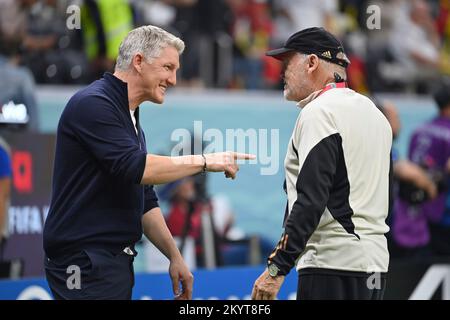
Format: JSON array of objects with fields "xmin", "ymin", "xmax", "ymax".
[{"xmin": 266, "ymin": 27, "xmax": 350, "ymax": 68}]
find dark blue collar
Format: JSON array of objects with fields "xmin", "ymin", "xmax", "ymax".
[
  {"xmin": 102, "ymin": 72, "xmax": 141, "ymax": 129},
  {"xmin": 103, "ymin": 72, "xmax": 130, "ymax": 112}
]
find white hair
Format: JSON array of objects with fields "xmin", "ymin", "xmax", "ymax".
[
  {"xmin": 299, "ymin": 53, "xmax": 347, "ymax": 81},
  {"xmin": 115, "ymin": 25, "xmax": 185, "ymax": 71}
]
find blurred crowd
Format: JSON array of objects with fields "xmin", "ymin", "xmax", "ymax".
[
  {"xmin": 156, "ymin": 173, "xmax": 275, "ymax": 268},
  {"xmin": 0, "ymin": 0, "xmax": 449, "ymax": 93}
]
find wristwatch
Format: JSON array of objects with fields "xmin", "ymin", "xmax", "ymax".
[{"xmin": 268, "ymin": 262, "xmax": 281, "ymax": 277}]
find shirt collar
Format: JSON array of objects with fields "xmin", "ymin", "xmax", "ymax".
[
  {"xmin": 297, "ymin": 90, "xmax": 322, "ymax": 108},
  {"xmin": 296, "ymin": 82, "xmax": 347, "ymax": 108},
  {"xmin": 102, "ymin": 72, "xmax": 141, "ymax": 129},
  {"xmin": 103, "ymin": 72, "xmax": 130, "ymax": 111}
]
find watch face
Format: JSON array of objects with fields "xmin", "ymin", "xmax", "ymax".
[{"xmin": 268, "ymin": 263, "xmax": 279, "ymax": 277}]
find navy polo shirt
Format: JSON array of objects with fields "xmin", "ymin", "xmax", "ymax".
[{"xmin": 43, "ymin": 72, "xmax": 159, "ymax": 258}]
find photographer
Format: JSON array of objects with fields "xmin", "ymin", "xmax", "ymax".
[
  {"xmin": 374, "ymin": 100, "xmax": 436, "ymax": 259},
  {"xmin": 392, "ymin": 80, "xmax": 450, "ymax": 258}
]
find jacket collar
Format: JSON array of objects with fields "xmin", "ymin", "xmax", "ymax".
[
  {"xmin": 297, "ymin": 82, "xmax": 347, "ymax": 108},
  {"xmin": 102, "ymin": 72, "xmax": 141, "ymax": 128},
  {"xmin": 103, "ymin": 72, "xmax": 130, "ymax": 112}
]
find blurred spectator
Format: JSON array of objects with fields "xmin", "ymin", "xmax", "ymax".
[
  {"xmin": 131, "ymin": 0, "xmax": 234, "ymax": 88},
  {"xmin": 211, "ymin": 193, "xmax": 274, "ymax": 266},
  {"xmin": 161, "ymin": 175, "xmax": 273, "ymax": 267},
  {"xmin": 339, "ymin": 0, "xmax": 374, "ymax": 94},
  {"xmin": 272, "ymin": 0, "xmax": 338, "ymax": 46},
  {"xmin": 170, "ymin": 0, "xmax": 233, "ymax": 88},
  {"xmin": 392, "ymin": 80, "xmax": 450, "ymax": 258},
  {"xmin": 170, "ymin": 0, "xmax": 202, "ymax": 87},
  {"xmin": 163, "ymin": 177, "xmax": 213, "ymax": 266},
  {"xmin": 377, "ymin": 100, "xmax": 437, "ymax": 261},
  {"xmin": 211, "ymin": 194, "xmax": 245, "ymax": 241},
  {"xmin": 0, "ymin": 0, "xmax": 27, "ymax": 52},
  {"xmin": 131, "ymin": 0, "xmax": 177, "ymax": 29},
  {"xmin": 359, "ymin": 0, "xmax": 403, "ymax": 93},
  {"xmin": 81, "ymin": 0, "xmax": 134, "ymax": 79},
  {"xmin": 162, "ymin": 175, "xmax": 221, "ymax": 266},
  {"xmin": 436, "ymin": 0, "xmax": 450, "ymax": 75},
  {"xmin": 0, "ymin": 136, "xmax": 11, "ymax": 261},
  {"xmin": 378, "ymin": 101, "xmax": 437, "ymax": 203},
  {"xmin": 20, "ymin": 0, "xmax": 89, "ymax": 84},
  {"xmin": 227, "ymin": 0, "xmax": 273, "ymax": 89},
  {"xmin": 0, "ymin": 56, "xmax": 39, "ymax": 131},
  {"xmin": 388, "ymin": 0, "xmax": 441, "ymax": 92},
  {"xmin": 345, "ymin": 51, "xmax": 369, "ymax": 94},
  {"xmin": 0, "ymin": 0, "xmax": 39, "ymax": 131}
]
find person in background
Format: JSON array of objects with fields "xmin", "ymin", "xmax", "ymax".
[
  {"xmin": 0, "ymin": 136, "xmax": 11, "ymax": 261},
  {"xmin": 377, "ymin": 99, "xmax": 437, "ymax": 259},
  {"xmin": 20, "ymin": 0, "xmax": 89, "ymax": 84},
  {"xmin": 272, "ymin": 0, "xmax": 338, "ymax": 46},
  {"xmin": 164, "ymin": 177, "xmax": 209, "ymax": 267},
  {"xmin": 393, "ymin": 80, "xmax": 450, "ymax": 258},
  {"xmin": 0, "ymin": 0, "xmax": 39, "ymax": 131},
  {"xmin": 388, "ymin": 0, "xmax": 441, "ymax": 92},
  {"xmin": 226, "ymin": 0, "xmax": 273, "ymax": 89},
  {"xmin": 162, "ymin": 175, "xmax": 274, "ymax": 267},
  {"xmin": 81, "ymin": 0, "xmax": 135, "ymax": 80},
  {"xmin": 380, "ymin": 100, "xmax": 437, "ymax": 205}
]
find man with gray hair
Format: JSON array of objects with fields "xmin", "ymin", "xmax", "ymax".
[
  {"xmin": 252, "ymin": 27, "xmax": 392, "ymax": 300},
  {"xmin": 43, "ymin": 25, "xmax": 254, "ymax": 300}
]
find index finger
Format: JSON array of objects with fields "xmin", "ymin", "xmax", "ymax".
[{"xmin": 232, "ymin": 152, "xmax": 256, "ymax": 160}]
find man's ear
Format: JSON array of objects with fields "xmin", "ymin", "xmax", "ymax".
[
  {"xmin": 307, "ymin": 54, "xmax": 320, "ymax": 74},
  {"xmin": 132, "ymin": 53, "xmax": 144, "ymax": 74}
]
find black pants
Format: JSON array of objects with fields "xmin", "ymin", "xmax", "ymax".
[
  {"xmin": 45, "ymin": 248, "xmax": 135, "ymax": 300},
  {"xmin": 429, "ymin": 223, "xmax": 450, "ymax": 256},
  {"xmin": 297, "ymin": 268, "xmax": 386, "ymax": 300}
]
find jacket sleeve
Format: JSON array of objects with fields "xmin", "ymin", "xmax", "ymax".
[
  {"xmin": 67, "ymin": 95, "xmax": 147, "ymax": 184},
  {"xmin": 269, "ymin": 106, "xmax": 340, "ymax": 275}
]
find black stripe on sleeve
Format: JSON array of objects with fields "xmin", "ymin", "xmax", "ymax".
[
  {"xmin": 326, "ymin": 134, "xmax": 359, "ymax": 239},
  {"xmin": 388, "ymin": 151, "xmax": 394, "ymax": 219},
  {"xmin": 270, "ymin": 133, "xmax": 341, "ymax": 275},
  {"xmin": 291, "ymin": 140, "xmax": 299, "ymax": 158}
]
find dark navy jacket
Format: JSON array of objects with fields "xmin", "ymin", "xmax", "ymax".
[{"xmin": 43, "ymin": 72, "xmax": 159, "ymax": 258}]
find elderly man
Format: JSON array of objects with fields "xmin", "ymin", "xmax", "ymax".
[
  {"xmin": 43, "ymin": 25, "xmax": 254, "ymax": 300},
  {"xmin": 252, "ymin": 27, "xmax": 392, "ymax": 300}
]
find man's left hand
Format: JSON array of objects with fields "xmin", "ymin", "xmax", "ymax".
[
  {"xmin": 251, "ymin": 269, "xmax": 285, "ymax": 300},
  {"xmin": 169, "ymin": 257, "xmax": 194, "ymax": 300}
]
